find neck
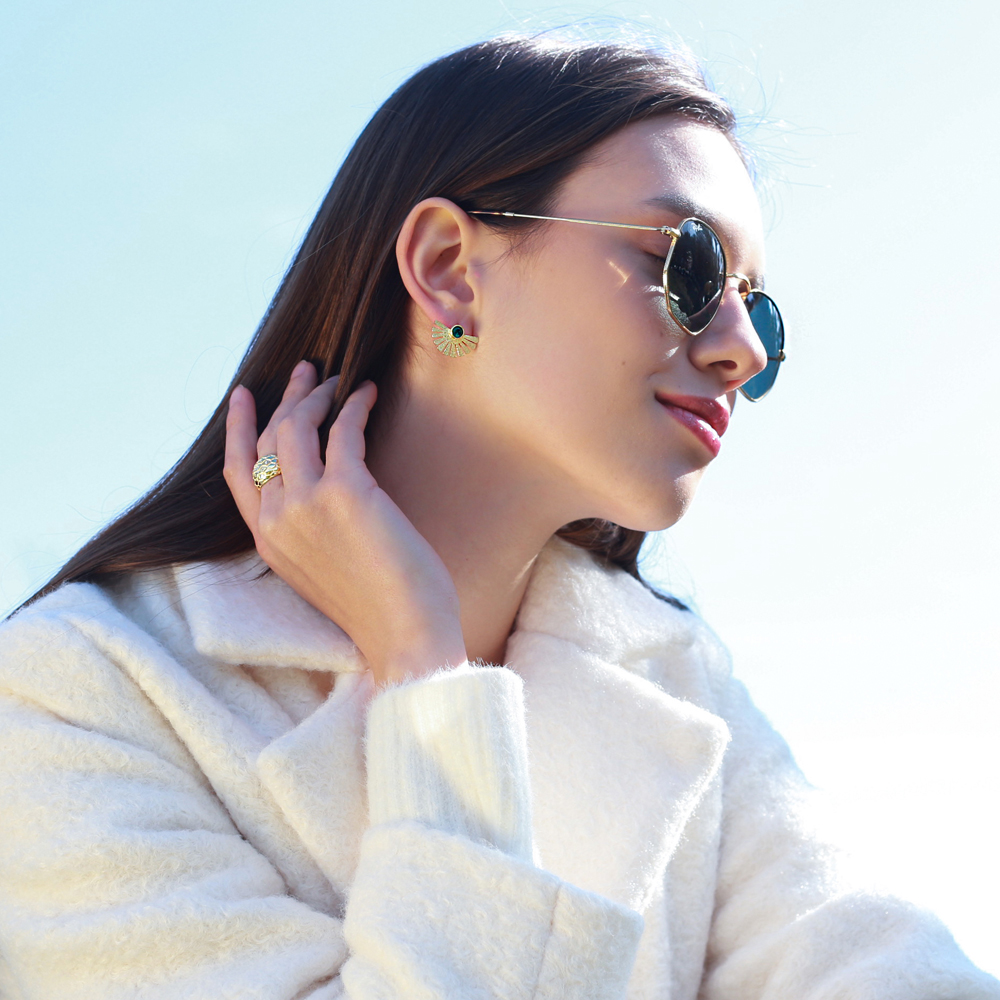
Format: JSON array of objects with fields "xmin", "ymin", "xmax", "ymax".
[{"xmin": 366, "ymin": 383, "xmax": 571, "ymax": 666}]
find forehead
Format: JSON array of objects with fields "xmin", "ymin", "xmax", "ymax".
[{"xmin": 556, "ymin": 117, "xmax": 764, "ymax": 260}]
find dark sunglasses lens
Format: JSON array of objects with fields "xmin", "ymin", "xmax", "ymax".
[
  {"xmin": 740, "ymin": 291, "xmax": 785, "ymax": 401},
  {"xmin": 666, "ymin": 219, "xmax": 726, "ymax": 334}
]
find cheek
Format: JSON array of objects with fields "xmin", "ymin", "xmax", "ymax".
[
  {"xmin": 491, "ymin": 288, "xmax": 635, "ymax": 443},
  {"xmin": 473, "ymin": 242, "xmax": 696, "ymax": 513},
  {"xmin": 487, "ymin": 246, "xmax": 650, "ymax": 404}
]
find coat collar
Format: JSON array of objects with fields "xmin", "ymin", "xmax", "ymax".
[
  {"xmin": 173, "ymin": 534, "xmax": 705, "ymax": 676},
  {"xmin": 173, "ymin": 554, "xmax": 363, "ymax": 672},
  {"xmin": 173, "ymin": 536, "xmax": 731, "ymax": 914},
  {"xmin": 514, "ymin": 535, "xmax": 696, "ymax": 662},
  {"xmin": 508, "ymin": 537, "xmax": 731, "ymax": 911}
]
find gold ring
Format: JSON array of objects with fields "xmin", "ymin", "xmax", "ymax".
[{"xmin": 252, "ymin": 454, "xmax": 281, "ymax": 490}]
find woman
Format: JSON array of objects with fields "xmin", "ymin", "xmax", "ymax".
[{"xmin": 0, "ymin": 34, "xmax": 995, "ymax": 999}]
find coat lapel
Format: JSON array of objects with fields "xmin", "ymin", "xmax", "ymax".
[
  {"xmin": 509, "ymin": 538, "xmax": 730, "ymax": 913},
  {"xmin": 255, "ymin": 671, "xmax": 375, "ymax": 913},
  {"xmin": 171, "ymin": 556, "xmax": 372, "ymax": 916},
  {"xmin": 173, "ymin": 538, "xmax": 730, "ymax": 918}
]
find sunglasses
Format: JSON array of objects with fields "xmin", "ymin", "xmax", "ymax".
[{"xmin": 469, "ymin": 210, "xmax": 786, "ymax": 401}]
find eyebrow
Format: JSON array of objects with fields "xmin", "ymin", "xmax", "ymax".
[
  {"xmin": 643, "ymin": 193, "xmax": 715, "ymax": 225},
  {"xmin": 643, "ymin": 194, "xmax": 765, "ymax": 290}
]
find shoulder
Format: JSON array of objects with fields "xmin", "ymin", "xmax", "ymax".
[
  {"xmin": 1, "ymin": 578, "xmax": 140, "ymax": 687},
  {"xmin": 0, "ymin": 571, "xmax": 197, "ymax": 751},
  {"xmin": 2, "ymin": 566, "xmax": 186, "ymax": 667}
]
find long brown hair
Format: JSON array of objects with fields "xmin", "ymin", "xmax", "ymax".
[{"xmin": 22, "ymin": 35, "xmax": 737, "ymax": 611}]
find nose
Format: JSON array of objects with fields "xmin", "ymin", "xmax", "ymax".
[{"xmin": 686, "ymin": 280, "xmax": 768, "ymax": 393}]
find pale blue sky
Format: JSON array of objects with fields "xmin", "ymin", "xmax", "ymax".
[{"xmin": 3, "ymin": 0, "xmax": 998, "ymax": 973}]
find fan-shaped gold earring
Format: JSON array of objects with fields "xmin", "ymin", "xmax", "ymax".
[{"xmin": 431, "ymin": 321, "xmax": 479, "ymax": 357}]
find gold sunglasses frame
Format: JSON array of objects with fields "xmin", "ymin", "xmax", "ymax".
[{"xmin": 469, "ymin": 209, "xmax": 786, "ymax": 400}]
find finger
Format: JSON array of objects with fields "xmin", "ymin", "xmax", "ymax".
[
  {"xmin": 325, "ymin": 381, "xmax": 378, "ymax": 474},
  {"xmin": 257, "ymin": 360, "xmax": 319, "ymax": 458},
  {"xmin": 257, "ymin": 365, "xmax": 332, "ymax": 520},
  {"xmin": 274, "ymin": 376, "xmax": 341, "ymax": 488},
  {"xmin": 223, "ymin": 385, "xmax": 263, "ymax": 533}
]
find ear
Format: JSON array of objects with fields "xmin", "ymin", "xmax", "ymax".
[{"xmin": 396, "ymin": 198, "xmax": 480, "ymax": 331}]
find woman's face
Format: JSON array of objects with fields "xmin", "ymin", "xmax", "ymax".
[
  {"xmin": 458, "ymin": 116, "xmax": 769, "ymax": 532},
  {"xmin": 396, "ymin": 115, "xmax": 769, "ymax": 535}
]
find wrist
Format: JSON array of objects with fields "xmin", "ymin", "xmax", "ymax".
[{"xmin": 369, "ymin": 629, "xmax": 467, "ymax": 690}]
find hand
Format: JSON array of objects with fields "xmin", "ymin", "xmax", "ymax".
[{"xmin": 224, "ymin": 361, "xmax": 467, "ymax": 688}]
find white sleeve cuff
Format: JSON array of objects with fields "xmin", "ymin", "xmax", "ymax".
[{"xmin": 364, "ymin": 663, "xmax": 535, "ymax": 864}]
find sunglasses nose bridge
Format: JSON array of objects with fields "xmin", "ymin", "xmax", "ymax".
[{"xmin": 725, "ymin": 272, "xmax": 753, "ymax": 298}]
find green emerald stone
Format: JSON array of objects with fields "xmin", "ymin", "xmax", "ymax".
[{"xmin": 451, "ymin": 325, "xmax": 464, "ymax": 338}]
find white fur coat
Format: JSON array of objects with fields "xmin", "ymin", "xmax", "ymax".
[{"xmin": 0, "ymin": 536, "xmax": 995, "ymax": 999}]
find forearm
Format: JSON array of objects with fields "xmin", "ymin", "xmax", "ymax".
[{"xmin": 342, "ymin": 662, "xmax": 645, "ymax": 999}]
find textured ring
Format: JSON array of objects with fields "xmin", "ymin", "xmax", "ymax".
[{"xmin": 252, "ymin": 454, "xmax": 282, "ymax": 490}]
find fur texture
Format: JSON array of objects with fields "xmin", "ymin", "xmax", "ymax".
[{"xmin": 0, "ymin": 536, "xmax": 994, "ymax": 999}]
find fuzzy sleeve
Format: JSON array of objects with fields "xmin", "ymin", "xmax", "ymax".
[
  {"xmin": 340, "ymin": 662, "xmax": 645, "ymax": 998},
  {"xmin": 0, "ymin": 602, "xmax": 642, "ymax": 1000},
  {"xmin": 0, "ymin": 693, "xmax": 345, "ymax": 999},
  {"xmin": 701, "ymin": 673, "xmax": 1000, "ymax": 999}
]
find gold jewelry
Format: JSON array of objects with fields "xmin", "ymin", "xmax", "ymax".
[
  {"xmin": 252, "ymin": 454, "xmax": 281, "ymax": 490},
  {"xmin": 431, "ymin": 321, "xmax": 479, "ymax": 357}
]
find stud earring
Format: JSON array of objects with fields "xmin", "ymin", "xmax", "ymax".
[{"xmin": 431, "ymin": 321, "xmax": 479, "ymax": 357}]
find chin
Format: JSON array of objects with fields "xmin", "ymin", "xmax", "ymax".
[{"xmin": 598, "ymin": 469, "xmax": 703, "ymax": 533}]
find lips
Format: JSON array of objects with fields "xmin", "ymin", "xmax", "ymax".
[
  {"xmin": 655, "ymin": 393, "xmax": 730, "ymax": 457},
  {"xmin": 657, "ymin": 394, "xmax": 730, "ymax": 437}
]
